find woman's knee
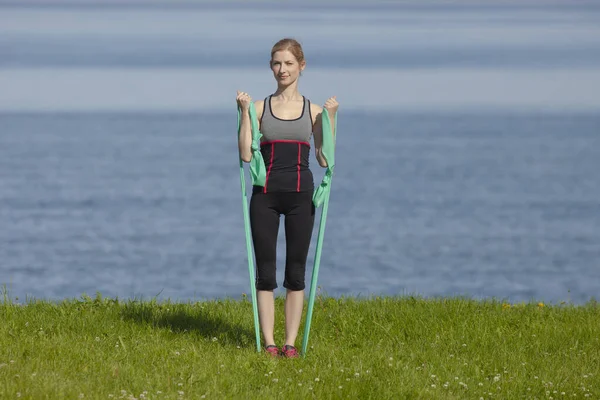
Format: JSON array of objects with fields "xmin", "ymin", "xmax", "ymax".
[
  {"xmin": 283, "ymin": 264, "xmax": 306, "ymax": 291},
  {"xmin": 256, "ymin": 263, "xmax": 278, "ymax": 290}
]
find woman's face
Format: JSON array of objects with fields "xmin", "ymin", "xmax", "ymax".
[{"xmin": 270, "ymin": 50, "xmax": 305, "ymax": 86}]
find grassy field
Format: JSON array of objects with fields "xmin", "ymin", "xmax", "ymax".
[{"xmin": 1, "ymin": 291, "xmax": 599, "ymax": 399}]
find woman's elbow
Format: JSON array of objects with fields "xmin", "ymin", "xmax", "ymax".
[{"xmin": 240, "ymin": 150, "xmax": 252, "ymax": 163}]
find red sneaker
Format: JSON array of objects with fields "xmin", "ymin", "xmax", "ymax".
[
  {"xmin": 280, "ymin": 345, "xmax": 299, "ymax": 358},
  {"xmin": 265, "ymin": 345, "xmax": 279, "ymax": 358}
]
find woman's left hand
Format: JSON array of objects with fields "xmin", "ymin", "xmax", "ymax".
[{"xmin": 324, "ymin": 96, "xmax": 339, "ymax": 115}]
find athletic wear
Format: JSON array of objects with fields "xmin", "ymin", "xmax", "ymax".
[
  {"xmin": 250, "ymin": 191, "xmax": 315, "ymax": 291},
  {"xmin": 250, "ymin": 95, "xmax": 316, "ymax": 292},
  {"xmin": 256, "ymin": 95, "xmax": 314, "ymax": 194},
  {"xmin": 265, "ymin": 345, "xmax": 280, "ymax": 358},
  {"xmin": 280, "ymin": 345, "xmax": 299, "ymax": 358}
]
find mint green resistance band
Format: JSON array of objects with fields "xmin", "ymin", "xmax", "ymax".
[
  {"xmin": 237, "ymin": 103, "xmax": 337, "ymax": 356},
  {"xmin": 302, "ymin": 109, "xmax": 336, "ymax": 357},
  {"xmin": 236, "ymin": 103, "xmax": 265, "ymax": 353}
]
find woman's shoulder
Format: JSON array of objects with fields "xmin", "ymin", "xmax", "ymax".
[
  {"xmin": 308, "ymin": 100, "xmax": 322, "ymax": 126},
  {"xmin": 253, "ymin": 98, "xmax": 265, "ymax": 118},
  {"xmin": 309, "ymin": 100, "xmax": 322, "ymax": 115}
]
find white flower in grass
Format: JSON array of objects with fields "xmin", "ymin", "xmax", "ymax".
[
  {"xmin": 272, "ymin": 378, "xmax": 278, "ymax": 383},
  {"xmin": 431, "ymin": 384, "xmax": 436, "ymax": 388},
  {"xmin": 315, "ymin": 378, "xmax": 320, "ymax": 382},
  {"xmin": 178, "ymin": 391, "xmax": 184, "ymax": 396},
  {"xmin": 212, "ymin": 337, "xmax": 217, "ymax": 342},
  {"xmin": 338, "ymin": 386, "xmax": 342, "ymax": 389}
]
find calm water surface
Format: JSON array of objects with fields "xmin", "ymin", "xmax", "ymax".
[{"xmin": 1, "ymin": 0, "xmax": 599, "ymax": 304}]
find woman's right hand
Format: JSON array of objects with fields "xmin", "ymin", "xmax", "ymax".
[{"xmin": 236, "ymin": 91, "xmax": 252, "ymax": 110}]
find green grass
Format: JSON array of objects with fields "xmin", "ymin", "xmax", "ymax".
[{"xmin": 1, "ymin": 291, "xmax": 599, "ymax": 399}]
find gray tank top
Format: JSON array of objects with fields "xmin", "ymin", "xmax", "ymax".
[{"xmin": 260, "ymin": 95, "xmax": 313, "ymax": 142}]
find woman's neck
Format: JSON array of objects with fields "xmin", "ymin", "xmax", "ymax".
[{"xmin": 273, "ymin": 82, "xmax": 302, "ymax": 101}]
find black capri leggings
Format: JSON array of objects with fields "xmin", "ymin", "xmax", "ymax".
[{"xmin": 249, "ymin": 189, "xmax": 315, "ymax": 291}]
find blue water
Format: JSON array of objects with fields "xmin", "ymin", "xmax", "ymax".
[{"xmin": 1, "ymin": 0, "xmax": 599, "ymax": 304}]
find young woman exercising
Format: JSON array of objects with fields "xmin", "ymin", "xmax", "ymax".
[{"xmin": 236, "ymin": 38, "xmax": 338, "ymax": 358}]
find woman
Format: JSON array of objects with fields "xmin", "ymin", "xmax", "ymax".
[{"xmin": 236, "ymin": 38, "xmax": 338, "ymax": 358}]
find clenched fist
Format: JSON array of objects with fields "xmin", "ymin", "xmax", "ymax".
[
  {"xmin": 236, "ymin": 91, "xmax": 252, "ymax": 111},
  {"xmin": 324, "ymin": 96, "xmax": 339, "ymax": 115}
]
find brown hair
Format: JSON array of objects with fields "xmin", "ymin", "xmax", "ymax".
[{"xmin": 270, "ymin": 38, "xmax": 305, "ymax": 64}]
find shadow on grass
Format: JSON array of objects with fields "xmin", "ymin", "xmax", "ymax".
[{"xmin": 120, "ymin": 301, "xmax": 257, "ymax": 348}]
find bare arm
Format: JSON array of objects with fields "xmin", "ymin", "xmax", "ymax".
[
  {"xmin": 311, "ymin": 102, "xmax": 336, "ymax": 168},
  {"xmin": 238, "ymin": 106, "xmax": 252, "ymax": 163},
  {"xmin": 237, "ymin": 95, "xmax": 264, "ymax": 163},
  {"xmin": 311, "ymin": 104, "xmax": 327, "ymax": 168}
]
